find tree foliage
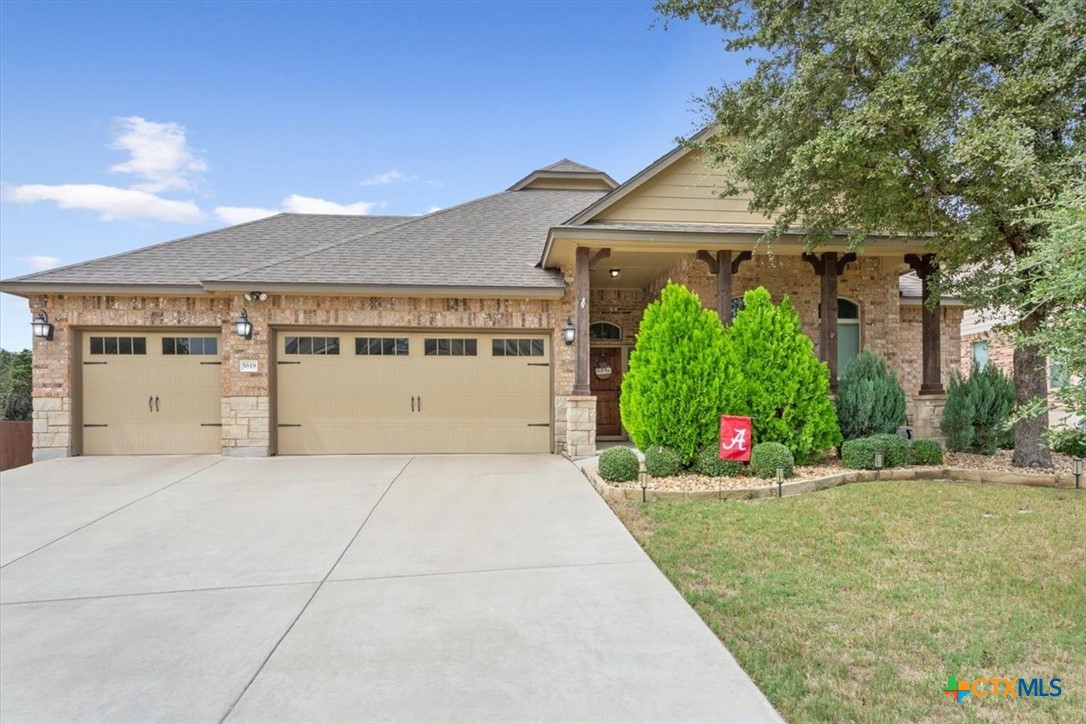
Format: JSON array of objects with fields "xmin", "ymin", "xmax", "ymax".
[
  {"xmin": 656, "ymin": 0, "xmax": 1085, "ymax": 467},
  {"xmin": 1013, "ymin": 181, "xmax": 1086, "ymax": 422},
  {"xmin": 722, "ymin": 287, "xmax": 840, "ymax": 463},
  {"xmin": 620, "ymin": 282, "xmax": 730, "ymax": 463},
  {"xmin": 0, "ymin": 349, "xmax": 33, "ymax": 421},
  {"xmin": 835, "ymin": 350, "xmax": 907, "ymax": 441}
]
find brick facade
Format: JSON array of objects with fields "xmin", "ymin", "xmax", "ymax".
[{"xmin": 26, "ymin": 251, "xmax": 963, "ymax": 458}]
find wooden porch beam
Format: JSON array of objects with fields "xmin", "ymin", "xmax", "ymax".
[
  {"xmin": 588, "ymin": 248, "xmax": 611, "ymax": 272},
  {"xmin": 905, "ymin": 253, "xmax": 944, "ymax": 395},
  {"xmin": 573, "ymin": 247, "xmax": 591, "ymax": 396}
]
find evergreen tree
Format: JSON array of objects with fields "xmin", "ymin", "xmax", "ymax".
[
  {"xmin": 722, "ymin": 287, "xmax": 841, "ymax": 463},
  {"xmin": 835, "ymin": 350, "xmax": 907, "ymax": 440},
  {"xmin": 620, "ymin": 282, "xmax": 730, "ymax": 464}
]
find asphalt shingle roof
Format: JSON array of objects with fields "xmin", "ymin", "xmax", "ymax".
[
  {"xmin": 3, "ymin": 214, "xmax": 410, "ymax": 287},
  {"xmin": 540, "ymin": 159, "xmax": 607, "ymax": 175},
  {"xmin": 217, "ymin": 189, "xmax": 607, "ymax": 288}
]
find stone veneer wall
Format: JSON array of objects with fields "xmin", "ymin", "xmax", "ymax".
[{"xmin": 27, "ymin": 286, "xmax": 578, "ymax": 458}]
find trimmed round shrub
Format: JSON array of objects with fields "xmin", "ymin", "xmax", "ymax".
[
  {"xmin": 1047, "ymin": 426, "xmax": 1086, "ymax": 457},
  {"xmin": 692, "ymin": 443, "xmax": 743, "ymax": 477},
  {"xmin": 749, "ymin": 442, "xmax": 795, "ymax": 479},
  {"xmin": 835, "ymin": 350, "xmax": 907, "ymax": 440},
  {"xmin": 841, "ymin": 434, "xmax": 909, "ymax": 470},
  {"xmin": 598, "ymin": 446, "xmax": 639, "ymax": 482},
  {"xmin": 909, "ymin": 439, "xmax": 944, "ymax": 465},
  {"xmin": 644, "ymin": 444, "xmax": 683, "ymax": 477},
  {"xmin": 620, "ymin": 282, "xmax": 730, "ymax": 465},
  {"xmin": 722, "ymin": 288, "xmax": 842, "ymax": 464}
]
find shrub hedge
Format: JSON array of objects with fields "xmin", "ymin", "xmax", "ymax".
[
  {"xmin": 645, "ymin": 444, "xmax": 684, "ymax": 477},
  {"xmin": 909, "ymin": 439, "xmax": 944, "ymax": 465},
  {"xmin": 750, "ymin": 442, "xmax": 795, "ymax": 479},
  {"xmin": 841, "ymin": 433, "xmax": 909, "ymax": 469},
  {"xmin": 692, "ymin": 443, "xmax": 743, "ymax": 477},
  {"xmin": 598, "ymin": 446, "xmax": 640, "ymax": 482}
]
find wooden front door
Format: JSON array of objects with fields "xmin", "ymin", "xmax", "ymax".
[{"xmin": 590, "ymin": 347, "xmax": 623, "ymax": 437}]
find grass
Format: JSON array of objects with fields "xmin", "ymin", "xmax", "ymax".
[{"xmin": 613, "ymin": 482, "xmax": 1086, "ymax": 722}]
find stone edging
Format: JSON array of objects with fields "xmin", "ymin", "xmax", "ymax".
[{"xmin": 583, "ymin": 466, "xmax": 1083, "ymax": 502}]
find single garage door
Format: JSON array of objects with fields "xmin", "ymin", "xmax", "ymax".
[
  {"xmin": 81, "ymin": 331, "xmax": 222, "ymax": 454},
  {"xmin": 276, "ymin": 331, "xmax": 551, "ymax": 454}
]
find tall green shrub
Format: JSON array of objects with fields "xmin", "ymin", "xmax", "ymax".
[
  {"xmin": 722, "ymin": 288, "xmax": 841, "ymax": 463},
  {"xmin": 835, "ymin": 350, "xmax": 906, "ymax": 440},
  {"xmin": 620, "ymin": 282, "xmax": 730, "ymax": 464},
  {"xmin": 941, "ymin": 366, "xmax": 1016, "ymax": 454}
]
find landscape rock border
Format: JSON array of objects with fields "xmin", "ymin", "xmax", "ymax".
[{"xmin": 583, "ymin": 465, "xmax": 1082, "ymax": 502}]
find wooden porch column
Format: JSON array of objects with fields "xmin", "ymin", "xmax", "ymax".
[
  {"xmin": 572, "ymin": 246, "xmax": 591, "ymax": 396},
  {"xmin": 905, "ymin": 253, "xmax": 944, "ymax": 394},
  {"xmin": 696, "ymin": 250, "xmax": 753, "ymax": 322},
  {"xmin": 802, "ymin": 251, "xmax": 857, "ymax": 390}
]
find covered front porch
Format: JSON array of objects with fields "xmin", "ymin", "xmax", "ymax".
[{"xmin": 553, "ymin": 236, "xmax": 962, "ymax": 458}]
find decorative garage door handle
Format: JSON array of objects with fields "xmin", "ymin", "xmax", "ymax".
[
  {"xmin": 411, "ymin": 396, "xmax": 415, "ymax": 412},
  {"xmin": 417, "ymin": 396, "xmax": 422, "ymax": 412},
  {"xmin": 155, "ymin": 396, "xmax": 159, "ymax": 412},
  {"xmin": 149, "ymin": 395, "xmax": 154, "ymax": 412}
]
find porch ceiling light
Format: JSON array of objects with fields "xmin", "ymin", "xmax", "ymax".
[
  {"xmin": 562, "ymin": 319, "xmax": 576, "ymax": 345},
  {"xmin": 31, "ymin": 311, "xmax": 53, "ymax": 340},
  {"xmin": 234, "ymin": 309, "xmax": 253, "ymax": 340},
  {"xmin": 609, "ymin": 268, "xmax": 621, "ymax": 278}
]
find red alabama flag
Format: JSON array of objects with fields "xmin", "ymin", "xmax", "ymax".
[{"xmin": 719, "ymin": 415, "xmax": 753, "ymax": 462}]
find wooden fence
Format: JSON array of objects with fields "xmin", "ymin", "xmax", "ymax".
[{"xmin": 0, "ymin": 421, "xmax": 33, "ymax": 471}]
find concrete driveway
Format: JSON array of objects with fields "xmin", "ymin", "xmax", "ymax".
[{"xmin": 0, "ymin": 454, "xmax": 780, "ymax": 723}]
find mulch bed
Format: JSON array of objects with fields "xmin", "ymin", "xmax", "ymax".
[{"xmin": 603, "ymin": 449, "xmax": 1080, "ymax": 493}]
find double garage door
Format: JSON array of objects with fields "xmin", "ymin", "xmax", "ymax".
[
  {"xmin": 78, "ymin": 330, "xmax": 552, "ymax": 455},
  {"xmin": 276, "ymin": 331, "xmax": 552, "ymax": 454}
]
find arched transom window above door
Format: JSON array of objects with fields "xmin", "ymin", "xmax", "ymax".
[{"xmin": 589, "ymin": 322, "xmax": 621, "ymax": 341}]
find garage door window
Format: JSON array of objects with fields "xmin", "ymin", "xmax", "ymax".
[
  {"xmin": 162, "ymin": 337, "xmax": 218, "ymax": 355},
  {"xmin": 425, "ymin": 338, "xmax": 477, "ymax": 356},
  {"xmin": 356, "ymin": 337, "xmax": 409, "ymax": 356},
  {"xmin": 284, "ymin": 336, "xmax": 340, "ymax": 355},
  {"xmin": 492, "ymin": 338, "xmax": 544, "ymax": 357},
  {"xmin": 89, "ymin": 336, "xmax": 147, "ymax": 355}
]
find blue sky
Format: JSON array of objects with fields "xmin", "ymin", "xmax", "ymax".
[{"xmin": 1, "ymin": 1, "xmax": 746, "ymax": 349}]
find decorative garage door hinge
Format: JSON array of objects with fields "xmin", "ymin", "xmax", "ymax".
[
  {"xmin": 527, "ymin": 362, "xmax": 550, "ymax": 367},
  {"xmin": 83, "ymin": 424, "xmax": 108, "ymax": 427},
  {"xmin": 200, "ymin": 423, "xmax": 223, "ymax": 427},
  {"xmin": 277, "ymin": 423, "xmax": 302, "ymax": 427},
  {"xmin": 199, "ymin": 361, "xmax": 222, "ymax": 365},
  {"xmin": 527, "ymin": 423, "xmax": 551, "ymax": 427},
  {"xmin": 277, "ymin": 361, "xmax": 301, "ymax": 365},
  {"xmin": 82, "ymin": 361, "xmax": 107, "ymax": 365}
]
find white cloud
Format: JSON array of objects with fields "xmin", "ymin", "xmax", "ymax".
[
  {"xmin": 2, "ymin": 183, "xmax": 204, "ymax": 223},
  {"xmin": 20, "ymin": 255, "xmax": 61, "ymax": 271},
  {"xmin": 359, "ymin": 169, "xmax": 415, "ymax": 186},
  {"xmin": 108, "ymin": 116, "xmax": 208, "ymax": 192},
  {"xmin": 281, "ymin": 194, "xmax": 379, "ymax": 215},
  {"xmin": 214, "ymin": 205, "xmax": 279, "ymax": 225}
]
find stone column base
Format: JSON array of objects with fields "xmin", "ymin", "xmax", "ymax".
[
  {"xmin": 32, "ymin": 396, "xmax": 71, "ymax": 460},
  {"xmin": 565, "ymin": 395, "xmax": 597, "ymax": 459},
  {"xmin": 909, "ymin": 394, "xmax": 947, "ymax": 442}
]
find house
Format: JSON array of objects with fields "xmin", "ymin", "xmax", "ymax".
[
  {"xmin": 0, "ymin": 137, "xmax": 964, "ymax": 461},
  {"xmin": 959, "ymin": 310, "xmax": 1081, "ymax": 430}
]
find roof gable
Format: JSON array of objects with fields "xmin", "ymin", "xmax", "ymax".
[
  {"xmin": 507, "ymin": 159, "xmax": 618, "ymax": 192},
  {"xmin": 565, "ymin": 128, "xmax": 772, "ymax": 228}
]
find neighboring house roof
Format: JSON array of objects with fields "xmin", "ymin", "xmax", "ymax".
[
  {"xmin": 897, "ymin": 271, "xmax": 963, "ymax": 306},
  {"xmin": 0, "ymin": 214, "xmax": 410, "ymax": 292}
]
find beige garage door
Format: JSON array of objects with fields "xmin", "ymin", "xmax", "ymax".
[
  {"xmin": 276, "ymin": 331, "xmax": 551, "ymax": 454},
  {"xmin": 81, "ymin": 332, "xmax": 222, "ymax": 454}
]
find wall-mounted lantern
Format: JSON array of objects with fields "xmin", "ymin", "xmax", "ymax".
[
  {"xmin": 562, "ymin": 319, "xmax": 576, "ymax": 345},
  {"xmin": 234, "ymin": 309, "xmax": 253, "ymax": 340},
  {"xmin": 31, "ymin": 311, "xmax": 53, "ymax": 340}
]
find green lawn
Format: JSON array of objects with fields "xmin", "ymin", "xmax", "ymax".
[{"xmin": 616, "ymin": 482, "xmax": 1086, "ymax": 722}]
